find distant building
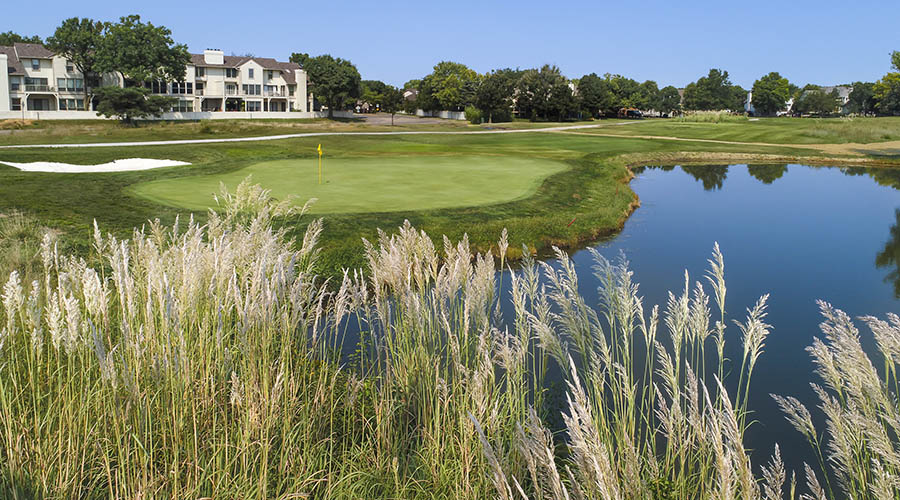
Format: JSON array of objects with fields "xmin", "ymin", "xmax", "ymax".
[{"xmin": 1, "ymin": 44, "xmax": 310, "ymax": 116}]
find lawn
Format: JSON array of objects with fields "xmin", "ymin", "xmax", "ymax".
[
  {"xmin": 587, "ymin": 116, "xmax": 900, "ymax": 144},
  {"xmin": 130, "ymin": 155, "xmax": 568, "ymax": 213},
  {"xmin": 0, "ymin": 118, "xmax": 890, "ymax": 280}
]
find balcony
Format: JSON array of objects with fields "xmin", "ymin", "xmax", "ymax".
[
  {"xmin": 25, "ymin": 85, "xmax": 54, "ymax": 92},
  {"xmin": 264, "ymin": 90, "xmax": 286, "ymax": 97},
  {"xmin": 225, "ymin": 88, "xmax": 239, "ymax": 96}
]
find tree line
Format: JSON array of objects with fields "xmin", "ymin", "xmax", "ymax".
[{"xmin": 5, "ymin": 23, "xmax": 900, "ymax": 122}]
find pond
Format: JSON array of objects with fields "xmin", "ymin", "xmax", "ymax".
[{"xmin": 542, "ymin": 162, "xmax": 900, "ymax": 475}]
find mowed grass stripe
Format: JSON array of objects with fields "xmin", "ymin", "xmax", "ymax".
[{"xmin": 129, "ymin": 155, "xmax": 568, "ymax": 213}]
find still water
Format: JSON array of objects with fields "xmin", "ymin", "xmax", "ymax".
[{"xmin": 539, "ymin": 163, "xmax": 900, "ymax": 474}]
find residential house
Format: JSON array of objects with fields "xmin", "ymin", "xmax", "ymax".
[{"xmin": 1, "ymin": 44, "xmax": 310, "ymax": 117}]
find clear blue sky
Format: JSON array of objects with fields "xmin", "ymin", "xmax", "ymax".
[{"xmin": 4, "ymin": 0, "xmax": 897, "ymax": 89}]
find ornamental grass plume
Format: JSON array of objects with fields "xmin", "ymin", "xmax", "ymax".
[{"xmin": 4, "ymin": 177, "xmax": 899, "ymax": 499}]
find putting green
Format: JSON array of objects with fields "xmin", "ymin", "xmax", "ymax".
[{"xmin": 130, "ymin": 155, "xmax": 568, "ymax": 214}]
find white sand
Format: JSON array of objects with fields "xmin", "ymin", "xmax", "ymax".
[{"xmin": 0, "ymin": 158, "xmax": 190, "ymax": 173}]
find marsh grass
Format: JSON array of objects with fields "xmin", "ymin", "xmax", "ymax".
[{"xmin": 0, "ymin": 179, "xmax": 895, "ymax": 498}]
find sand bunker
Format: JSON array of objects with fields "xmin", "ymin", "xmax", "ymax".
[{"xmin": 0, "ymin": 158, "xmax": 190, "ymax": 173}]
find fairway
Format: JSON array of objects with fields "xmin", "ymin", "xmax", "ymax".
[{"xmin": 130, "ymin": 155, "xmax": 568, "ymax": 213}]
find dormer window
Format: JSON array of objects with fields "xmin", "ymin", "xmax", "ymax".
[{"xmin": 31, "ymin": 59, "xmax": 40, "ymax": 70}]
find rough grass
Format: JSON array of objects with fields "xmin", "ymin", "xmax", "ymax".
[
  {"xmin": 0, "ymin": 116, "xmax": 475, "ymax": 146},
  {"xmin": 677, "ymin": 111, "xmax": 749, "ymax": 123},
  {"xmin": 593, "ymin": 116, "xmax": 900, "ymax": 144}
]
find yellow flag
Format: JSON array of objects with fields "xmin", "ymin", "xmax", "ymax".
[{"xmin": 317, "ymin": 144, "xmax": 322, "ymax": 156}]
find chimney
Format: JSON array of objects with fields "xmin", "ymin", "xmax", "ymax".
[{"xmin": 203, "ymin": 49, "xmax": 224, "ymax": 65}]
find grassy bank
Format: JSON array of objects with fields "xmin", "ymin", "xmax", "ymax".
[{"xmin": 0, "ymin": 129, "xmax": 825, "ymax": 281}]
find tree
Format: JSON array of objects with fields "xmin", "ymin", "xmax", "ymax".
[
  {"xmin": 657, "ymin": 85, "xmax": 682, "ymax": 116},
  {"xmin": 418, "ymin": 61, "xmax": 480, "ymax": 112},
  {"xmin": 576, "ymin": 73, "xmax": 611, "ymax": 118},
  {"xmin": 46, "ymin": 18, "xmax": 105, "ymax": 110},
  {"xmin": 516, "ymin": 65, "xmax": 567, "ymax": 121},
  {"xmin": 750, "ymin": 72, "xmax": 791, "ymax": 116},
  {"xmin": 874, "ymin": 72, "xmax": 900, "ymax": 116},
  {"xmin": 793, "ymin": 86, "xmax": 839, "ymax": 116},
  {"xmin": 604, "ymin": 74, "xmax": 641, "ymax": 112},
  {"xmin": 361, "ymin": 79, "xmax": 389, "ymax": 111},
  {"xmin": 381, "ymin": 86, "xmax": 404, "ymax": 125},
  {"xmin": 93, "ymin": 86, "xmax": 175, "ymax": 124},
  {"xmin": 893, "ymin": 51, "xmax": 900, "ymax": 71},
  {"xmin": 96, "ymin": 15, "xmax": 189, "ymax": 84},
  {"xmin": 682, "ymin": 69, "xmax": 742, "ymax": 111},
  {"xmin": 635, "ymin": 80, "xmax": 660, "ymax": 112},
  {"xmin": 476, "ymin": 68, "xmax": 518, "ymax": 122},
  {"xmin": 0, "ymin": 31, "xmax": 42, "ymax": 46},
  {"xmin": 548, "ymin": 79, "xmax": 578, "ymax": 121},
  {"xmin": 847, "ymin": 82, "xmax": 877, "ymax": 115},
  {"xmin": 292, "ymin": 54, "xmax": 361, "ymax": 118}
]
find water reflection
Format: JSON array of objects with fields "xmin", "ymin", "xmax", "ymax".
[
  {"xmin": 634, "ymin": 162, "xmax": 900, "ymax": 301},
  {"xmin": 747, "ymin": 164, "xmax": 788, "ymax": 184},
  {"xmin": 877, "ymin": 209, "xmax": 900, "ymax": 298}
]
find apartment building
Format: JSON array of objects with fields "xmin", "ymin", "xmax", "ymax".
[{"xmin": 1, "ymin": 44, "xmax": 310, "ymax": 117}]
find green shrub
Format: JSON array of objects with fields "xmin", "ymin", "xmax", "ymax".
[{"xmin": 465, "ymin": 105, "xmax": 482, "ymax": 124}]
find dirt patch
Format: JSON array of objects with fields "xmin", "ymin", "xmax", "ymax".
[{"xmin": 0, "ymin": 119, "xmax": 36, "ymax": 130}]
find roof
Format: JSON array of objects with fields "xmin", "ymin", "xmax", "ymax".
[
  {"xmin": 820, "ymin": 85, "xmax": 853, "ymax": 99},
  {"xmin": 189, "ymin": 53, "xmax": 251, "ymax": 68},
  {"xmin": 189, "ymin": 53, "xmax": 301, "ymax": 83},
  {"xmin": 14, "ymin": 42, "xmax": 54, "ymax": 59},
  {"xmin": 0, "ymin": 46, "xmax": 25, "ymax": 75}
]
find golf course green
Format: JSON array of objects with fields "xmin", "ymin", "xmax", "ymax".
[{"xmin": 129, "ymin": 155, "xmax": 568, "ymax": 213}]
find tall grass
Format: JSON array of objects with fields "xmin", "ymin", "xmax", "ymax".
[
  {"xmin": 0, "ymin": 179, "xmax": 896, "ymax": 498},
  {"xmin": 677, "ymin": 111, "xmax": 749, "ymax": 123}
]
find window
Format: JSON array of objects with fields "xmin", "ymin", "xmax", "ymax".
[
  {"xmin": 289, "ymin": 85, "xmax": 295, "ymax": 96},
  {"xmin": 264, "ymin": 85, "xmax": 277, "ymax": 96},
  {"xmin": 246, "ymin": 101, "xmax": 261, "ymax": 112},
  {"xmin": 242, "ymin": 84, "xmax": 261, "ymax": 95},
  {"xmin": 66, "ymin": 61, "xmax": 74, "ymax": 73},
  {"xmin": 226, "ymin": 83, "xmax": 238, "ymax": 95},
  {"xmin": 248, "ymin": 68, "xmax": 254, "ymax": 79},
  {"xmin": 10, "ymin": 77, "xmax": 21, "ymax": 91},
  {"xmin": 196, "ymin": 66, "xmax": 205, "ymax": 77},
  {"xmin": 24, "ymin": 77, "xmax": 48, "ymax": 91},
  {"xmin": 195, "ymin": 82, "xmax": 204, "ymax": 95},
  {"xmin": 10, "ymin": 98, "xmax": 21, "ymax": 111},
  {"xmin": 31, "ymin": 59, "xmax": 40, "ymax": 70},
  {"xmin": 172, "ymin": 100, "xmax": 193, "ymax": 112},
  {"xmin": 225, "ymin": 68, "xmax": 238, "ymax": 78},
  {"xmin": 58, "ymin": 98, "xmax": 85, "ymax": 111},
  {"xmin": 149, "ymin": 81, "xmax": 168, "ymax": 94},
  {"xmin": 56, "ymin": 78, "xmax": 84, "ymax": 92},
  {"xmin": 172, "ymin": 82, "xmax": 193, "ymax": 94}
]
